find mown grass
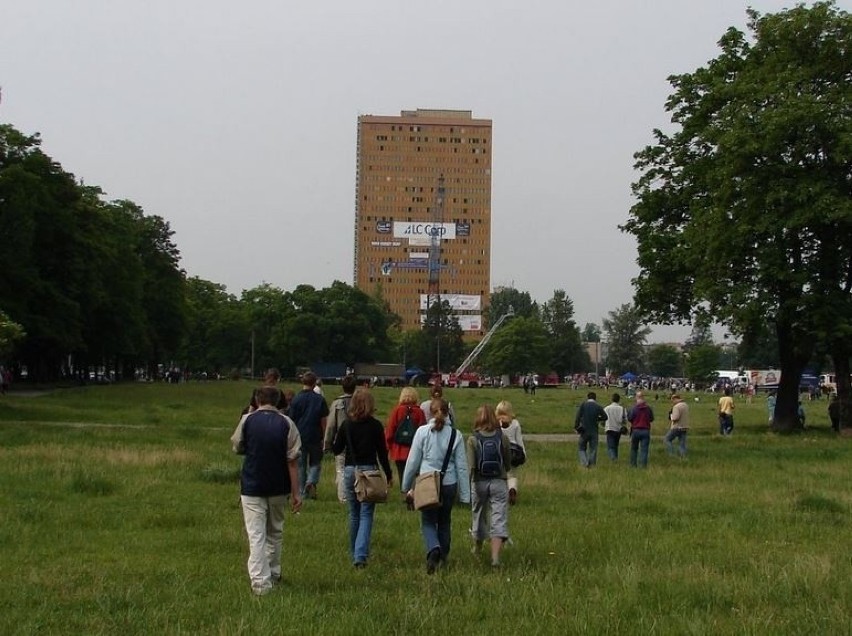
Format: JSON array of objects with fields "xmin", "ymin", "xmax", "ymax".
[{"xmin": 0, "ymin": 382, "xmax": 849, "ymax": 635}]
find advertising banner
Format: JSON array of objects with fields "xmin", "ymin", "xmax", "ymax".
[
  {"xmin": 419, "ymin": 294, "xmax": 482, "ymax": 311},
  {"xmin": 419, "ymin": 313, "xmax": 483, "ymax": 332},
  {"xmin": 393, "ymin": 222, "xmax": 457, "ymax": 244}
]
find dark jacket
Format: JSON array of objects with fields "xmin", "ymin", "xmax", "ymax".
[
  {"xmin": 628, "ymin": 402, "xmax": 654, "ymax": 430},
  {"xmin": 332, "ymin": 416, "xmax": 393, "ymax": 481},
  {"xmin": 240, "ymin": 409, "xmax": 296, "ymax": 497},
  {"xmin": 289, "ymin": 389, "xmax": 329, "ymax": 445},
  {"xmin": 575, "ymin": 400, "xmax": 607, "ymax": 434}
]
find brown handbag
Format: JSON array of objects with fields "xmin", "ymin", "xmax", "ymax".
[
  {"xmin": 345, "ymin": 421, "xmax": 388, "ymax": 504},
  {"xmin": 413, "ymin": 428, "xmax": 456, "ymax": 511},
  {"xmin": 355, "ymin": 469, "xmax": 388, "ymax": 504}
]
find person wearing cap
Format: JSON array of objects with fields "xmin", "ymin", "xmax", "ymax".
[{"xmin": 664, "ymin": 393, "xmax": 689, "ymax": 458}]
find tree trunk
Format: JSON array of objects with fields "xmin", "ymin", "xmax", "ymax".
[
  {"xmin": 833, "ymin": 350, "xmax": 851, "ymax": 434},
  {"xmin": 771, "ymin": 322, "xmax": 810, "ymax": 433}
]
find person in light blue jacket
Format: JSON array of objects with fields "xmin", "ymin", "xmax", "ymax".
[{"xmin": 402, "ymin": 398, "xmax": 470, "ymax": 574}]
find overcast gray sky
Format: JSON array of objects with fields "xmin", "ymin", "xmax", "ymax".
[{"xmin": 2, "ymin": 0, "xmax": 830, "ymax": 343}]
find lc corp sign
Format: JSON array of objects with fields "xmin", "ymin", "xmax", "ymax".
[{"xmin": 393, "ymin": 222, "xmax": 457, "ymax": 241}]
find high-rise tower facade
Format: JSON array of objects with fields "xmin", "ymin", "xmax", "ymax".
[{"xmin": 354, "ymin": 109, "xmax": 492, "ymax": 333}]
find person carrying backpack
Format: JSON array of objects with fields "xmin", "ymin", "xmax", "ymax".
[
  {"xmin": 466, "ymin": 404, "xmax": 512, "ymax": 568},
  {"xmin": 386, "ymin": 387, "xmax": 427, "ymax": 484},
  {"xmin": 324, "ymin": 375, "xmax": 357, "ymax": 504}
]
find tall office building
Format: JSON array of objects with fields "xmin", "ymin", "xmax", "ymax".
[{"xmin": 354, "ymin": 109, "xmax": 492, "ymax": 334}]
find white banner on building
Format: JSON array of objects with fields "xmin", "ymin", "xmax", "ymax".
[
  {"xmin": 419, "ymin": 294, "xmax": 482, "ymax": 311},
  {"xmin": 393, "ymin": 222, "xmax": 457, "ymax": 246},
  {"xmin": 419, "ymin": 313, "xmax": 483, "ymax": 332},
  {"xmin": 457, "ymin": 315, "xmax": 483, "ymax": 331}
]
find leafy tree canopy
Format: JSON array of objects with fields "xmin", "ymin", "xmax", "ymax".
[
  {"xmin": 622, "ymin": 2, "xmax": 852, "ymax": 430},
  {"xmin": 485, "ymin": 287, "xmax": 538, "ymax": 328},
  {"xmin": 602, "ymin": 304, "xmax": 651, "ymax": 375},
  {"xmin": 647, "ymin": 344, "xmax": 682, "ymax": 378}
]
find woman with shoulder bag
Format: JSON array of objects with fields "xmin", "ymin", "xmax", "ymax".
[
  {"xmin": 401, "ymin": 398, "xmax": 470, "ymax": 574},
  {"xmin": 331, "ymin": 388, "xmax": 393, "ymax": 569}
]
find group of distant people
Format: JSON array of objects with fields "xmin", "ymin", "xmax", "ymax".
[
  {"xmin": 229, "ymin": 372, "xmax": 526, "ymax": 595},
  {"xmin": 572, "ymin": 390, "xmax": 688, "ymax": 468}
]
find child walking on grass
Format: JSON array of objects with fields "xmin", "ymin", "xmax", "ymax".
[
  {"xmin": 495, "ymin": 400, "xmax": 526, "ymax": 505},
  {"xmin": 467, "ymin": 404, "xmax": 512, "ymax": 568}
]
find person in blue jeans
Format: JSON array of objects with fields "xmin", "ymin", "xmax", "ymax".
[
  {"xmin": 664, "ymin": 394, "xmax": 689, "ymax": 458},
  {"xmin": 289, "ymin": 372, "xmax": 329, "ymax": 499},
  {"xmin": 574, "ymin": 392, "xmax": 608, "ymax": 467},
  {"xmin": 627, "ymin": 391, "xmax": 654, "ymax": 468},
  {"xmin": 331, "ymin": 388, "xmax": 393, "ymax": 568},
  {"xmin": 402, "ymin": 398, "xmax": 470, "ymax": 574}
]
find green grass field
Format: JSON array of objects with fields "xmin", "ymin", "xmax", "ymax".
[{"xmin": 0, "ymin": 382, "xmax": 849, "ymax": 635}]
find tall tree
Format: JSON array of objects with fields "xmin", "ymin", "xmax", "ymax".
[
  {"xmin": 541, "ymin": 290, "xmax": 588, "ymax": 376},
  {"xmin": 685, "ymin": 344, "xmax": 723, "ymax": 388},
  {"xmin": 647, "ymin": 344, "xmax": 682, "ymax": 378},
  {"xmin": 602, "ymin": 304, "xmax": 651, "ymax": 375},
  {"xmin": 623, "ymin": 3, "xmax": 852, "ymax": 431},
  {"xmin": 683, "ymin": 313, "xmax": 714, "ymax": 351},
  {"xmin": 484, "ymin": 287, "xmax": 538, "ymax": 328},
  {"xmin": 479, "ymin": 316, "xmax": 549, "ymax": 377},
  {"xmin": 581, "ymin": 323, "xmax": 601, "ymax": 343}
]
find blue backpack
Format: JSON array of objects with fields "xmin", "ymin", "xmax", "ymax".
[{"xmin": 474, "ymin": 432, "xmax": 503, "ymax": 478}]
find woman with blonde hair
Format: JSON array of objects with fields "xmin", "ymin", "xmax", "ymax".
[
  {"xmin": 495, "ymin": 400, "xmax": 526, "ymax": 505},
  {"xmin": 386, "ymin": 386, "xmax": 427, "ymax": 483},
  {"xmin": 467, "ymin": 404, "xmax": 512, "ymax": 567},
  {"xmin": 331, "ymin": 387, "xmax": 393, "ymax": 568},
  {"xmin": 402, "ymin": 398, "xmax": 470, "ymax": 574}
]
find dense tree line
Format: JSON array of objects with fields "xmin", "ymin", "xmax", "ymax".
[
  {"xmin": 0, "ymin": 125, "xmax": 185, "ymax": 381},
  {"xmin": 0, "ymin": 124, "xmax": 397, "ymax": 381}
]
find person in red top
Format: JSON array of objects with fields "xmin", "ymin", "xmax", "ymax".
[{"xmin": 385, "ymin": 386, "xmax": 427, "ymax": 483}]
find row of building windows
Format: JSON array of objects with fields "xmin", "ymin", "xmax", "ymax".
[
  {"xmin": 365, "ymin": 188, "xmax": 491, "ymax": 199},
  {"xmin": 364, "ymin": 154, "xmax": 490, "ymax": 166},
  {"xmin": 373, "ymin": 145, "xmax": 489, "ymax": 155},
  {"xmin": 360, "ymin": 174, "xmax": 490, "ymax": 186},
  {"xmin": 361, "ymin": 205, "xmax": 488, "ymax": 215},
  {"xmin": 374, "ymin": 135, "xmax": 488, "ymax": 145},
  {"xmin": 381, "ymin": 124, "xmax": 484, "ymax": 135},
  {"xmin": 359, "ymin": 165, "xmax": 491, "ymax": 177},
  {"xmin": 358, "ymin": 249, "xmax": 489, "ymax": 262},
  {"xmin": 365, "ymin": 195, "xmax": 490, "ymax": 207}
]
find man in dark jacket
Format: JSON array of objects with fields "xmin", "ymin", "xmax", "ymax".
[
  {"xmin": 288, "ymin": 371, "xmax": 330, "ymax": 499},
  {"xmin": 627, "ymin": 391, "xmax": 655, "ymax": 468},
  {"xmin": 231, "ymin": 386, "xmax": 302, "ymax": 595},
  {"xmin": 574, "ymin": 392, "xmax": 608, "ymax": 467}
]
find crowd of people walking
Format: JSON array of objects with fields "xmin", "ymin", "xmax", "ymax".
[
  {"xmin": 228, "ymin": 371, "xmax": 835, "ymax": 595},
  {"xmin": 230, "ymin": 374, "xmax": 527, "ymax": 594}
]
